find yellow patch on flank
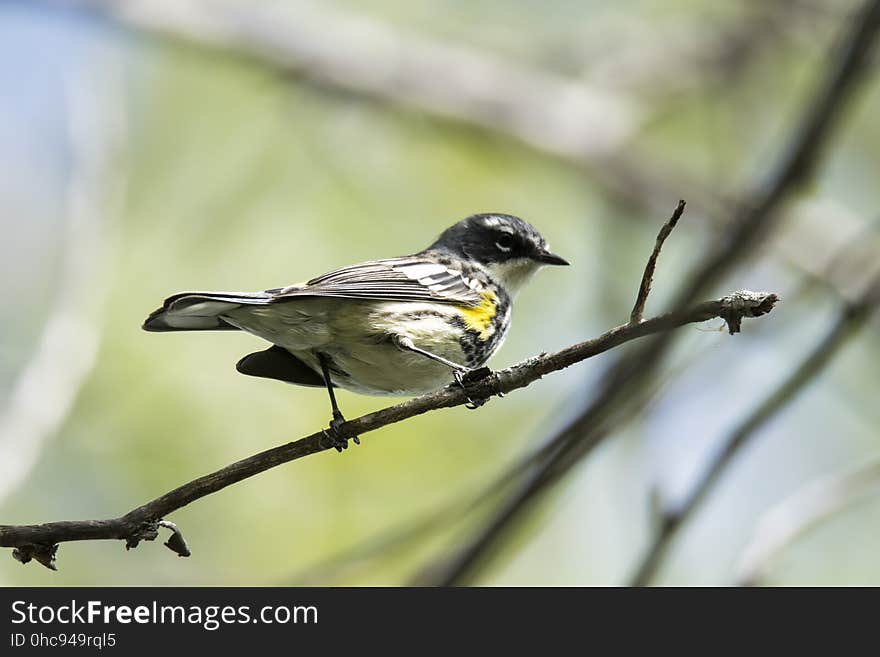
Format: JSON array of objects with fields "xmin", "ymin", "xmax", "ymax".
[{"xmin": 457, "ymin": 290, "xmax": 498, "ymax": 340}]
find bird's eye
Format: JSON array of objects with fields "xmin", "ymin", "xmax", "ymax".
[{"xmin": 495, "ymin": 235, "xmax": 514, "ymax": 252}]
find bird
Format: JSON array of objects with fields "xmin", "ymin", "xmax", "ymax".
[{"xmin": 143, "ymin": 213, "xmax": 568, "ymax": 451}]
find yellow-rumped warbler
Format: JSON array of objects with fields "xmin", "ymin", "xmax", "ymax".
[{"xmin": 144, "ymin": 214, "xmax": 568, "ymax": 450}]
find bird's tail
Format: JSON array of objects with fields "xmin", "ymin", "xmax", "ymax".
[{"xmin": 142, "ymin": 291, "xmax": 272, "ymax": 332}]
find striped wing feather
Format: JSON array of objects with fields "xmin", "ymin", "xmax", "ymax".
[{"xmin": 270, "ymin": 257, "xmax": 481, "ymax": 306}]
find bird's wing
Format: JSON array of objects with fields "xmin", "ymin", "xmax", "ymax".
[
  {"xmin": 268, "ymin": 256, "xmax": 483, "ymax": 306},
  {"xmin": 236, "ymin": 346, "xmax": 328, "ymax": 387}
]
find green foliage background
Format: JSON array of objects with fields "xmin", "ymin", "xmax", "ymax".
[{"xmin": 1, "ymin": 0, "xmax": 879, "ymax": 585}]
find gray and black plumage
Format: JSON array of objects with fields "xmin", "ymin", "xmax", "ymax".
[{"xmin": 144, "ymin": 213, "xmax": 568, "ymax": 449}]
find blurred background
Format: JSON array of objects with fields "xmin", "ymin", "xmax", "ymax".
[{"xmin": 1, "ymin": 0, "xmax": 879, "ymax": 586}]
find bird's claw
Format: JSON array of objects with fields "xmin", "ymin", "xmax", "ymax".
[
  {"xmin": 453, "ymin": 367, "xmax": 493, "ymax": 409},
  {"xmin": 323, "ymin": 411, "xmax": 359, "ymax": 452}
]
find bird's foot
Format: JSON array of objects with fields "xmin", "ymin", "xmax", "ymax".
[
  {"xmin": 323, "ymin": 410, "xmax": 360, "ymax": 452},
  {"xmin": 453, "ymin": 367, "xmax": 493, "ymax": 409}
]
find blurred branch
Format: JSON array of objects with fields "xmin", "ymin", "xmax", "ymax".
[
  {"xmin": 0, "ymin": 284, "xmax": 778, "ymax": 569},
  {"xmin": 0, "ymin": 55, "xmax": 124, "ymax": 506},
  {"xmin": 671, "ymin": 0, "xmax": 880, "ymax": 307},
  {"xmin": 288, "ymin": 464, "xmax": 526, "ymax": 585},
  {"xmin": 58, "ymin": 0, "xmax": 727, "ymax": 216},
  {"xmin": 783, "ymin": 208, "xmax": 880, "ymax": 306},
  {"xmin": 58, "ymin": 0, "xmax": 878, "ymax": 313},
  {"xmin": 583, "ymin": 0, "xmax": 804, "ymax": 95},
  {"xmin": 78, "ymin": 0, "xmax": 644, "ymax": 158},
  {"xmin": 415, "ymin": 0, "xmax": 880, "ymax": 586},
  {"xmin": 628, "ymin": 274, "xmax": 880, "ymax": 586},
  {"xmin": 735, "ymin": 458, "xmax": 880, "ymax": 586}
]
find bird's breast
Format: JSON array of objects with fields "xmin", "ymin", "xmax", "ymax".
[{"xmin": 231, "ymin": 297, "xmax": 512, "ymax": 396}]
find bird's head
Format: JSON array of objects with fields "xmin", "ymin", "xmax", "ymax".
[{"xmin": 426, "ymin": 213, "xmax": 569, "ymax": 294}]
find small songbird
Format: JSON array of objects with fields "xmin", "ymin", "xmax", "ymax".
[{"xmin": 143, "ymin": 214, "xmax": 568, "ymax": 450}]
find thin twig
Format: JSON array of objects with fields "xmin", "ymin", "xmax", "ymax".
[
  {"xmin": 628, "ymin": 276, "xmax": 880, "ymax": 586},
  {"xmin": 630, "ymin": 200, "xmax": 686, "ymax": 324},
  {"xmin": 0, "ymin": 291, "xmax": 778, "ymax": 568},
  {"xmin": 735, "ymin": 459, "xmax": 880, "ymax": 586}
]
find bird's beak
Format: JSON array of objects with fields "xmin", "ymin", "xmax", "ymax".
[{"xmin": 534, "ymin": 250, "xmax": 570, "ymax": 266}]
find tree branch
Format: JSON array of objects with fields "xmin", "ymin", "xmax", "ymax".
[
  {"xmin": 623, "ymin": 0, "xmax": 880, "ymax": 585},
  {"xmin": 295, "ymin": 217, "xmax": 878, "ymax": 586},
  {"xmin": 416, "ymin": 0, "xmax": 880, "ymax": 586},
  {"xmin": 289, "ymin": 347, "xmax": 706, "ymax": 585},
  {"xmin": 0, "ymin": 290, "xmax": 778, "ymax": 569},
  {"xmin": 628, "ymin": 275, "xmax": 880, "ymax": 586}
]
